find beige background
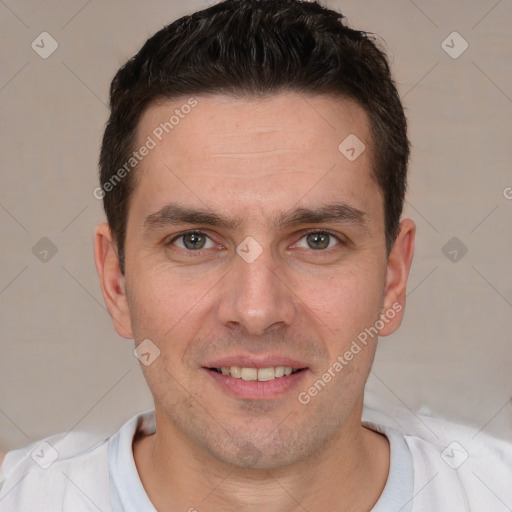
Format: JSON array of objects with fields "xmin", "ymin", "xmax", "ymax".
[{"xmin": 1, "ymin": 0, "xmax": 511, "ymax": 453}]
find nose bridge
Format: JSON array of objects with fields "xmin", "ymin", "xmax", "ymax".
[{"xmin": 216, "ymin": 237, "xmax": 295, "ymax": 335}]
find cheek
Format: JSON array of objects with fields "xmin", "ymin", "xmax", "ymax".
[
  {"xmin": 126, "ymin": 264, "xmax": 213, "ymax": 349},
  {"xmin": 125, "ymin": 267, "xmax": 214, "ymax": 402},
  {"xmin": 298, "ymin": 263, "xmax": 385, "ymax": 342}
]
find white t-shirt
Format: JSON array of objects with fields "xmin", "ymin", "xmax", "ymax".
[{"xmin": 1, "ymin": 401, "xmax": 511, "ymax": 511}]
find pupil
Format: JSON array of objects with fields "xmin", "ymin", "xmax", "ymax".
[
  {"xmin": 185, "ymin": 233, "xmax": 204, "ymax": 249},
  {"xmin": 309, "ymin": 232, "xmax": 328, "ymax": 250}
]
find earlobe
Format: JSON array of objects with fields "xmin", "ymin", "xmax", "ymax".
[
  {"xmin": 379, "ymin": 218, "xmax": 416, "ymax": 337},
  {"xmin": 94, "ymin": 223, "xmax": 133, "ymax": 339}
]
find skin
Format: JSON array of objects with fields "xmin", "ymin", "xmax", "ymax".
[{"xmin": 95, "ymin": 92, "xmax": 415, "ymax": 512}]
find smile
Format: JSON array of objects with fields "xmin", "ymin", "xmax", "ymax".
[{"xmin": 210, "ymin": 366, "xmax": 302, "ymax": 381}]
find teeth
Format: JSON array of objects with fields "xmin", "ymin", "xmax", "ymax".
[
  {"xmin": 230, "ymin": 366, "xmax": 242, "ymax": 378},
  {"xmin": 257, "ymin": 367, "xmax": 275, "ymax": 382},
  {"xmin": 274, "ymin": 366, "xmax": 285, "ymax": 378},
  {"xmin": 241, "ymin": 367, "xmax": 258, "ymax": 381},
  {"xmin": 219, "ymin": 366, "xmax": 299, "ymax": 381}
]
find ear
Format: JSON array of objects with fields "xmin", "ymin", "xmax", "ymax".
[
  {"xmin": 379, "ymin": 218, "xmax": 416, "ymax": 336},
  {"xmin": 94, "ymin": 223, "xmax": 133, "ymax": 339}
]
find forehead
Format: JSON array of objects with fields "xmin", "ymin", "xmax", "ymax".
[
  {"xmin": 136, "ymin": 92, "xmax": 372, "ymax": 158},
  {"xmin": 129, "ymin": 92, "xmax": 381, "ymax": 229}
]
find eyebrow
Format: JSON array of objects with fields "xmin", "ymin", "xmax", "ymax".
[{"xmin": 143, "ymin": 201, "xmax": 370, "ymax": 233}]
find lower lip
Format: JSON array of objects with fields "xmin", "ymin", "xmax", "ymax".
[{"xmin": 202, "ymin": 368, "xmax": 308, "ymax": 400}]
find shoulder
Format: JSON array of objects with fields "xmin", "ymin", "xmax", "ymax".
[
  {"xmin": 363, "ymin": 400, "xmax": 512, "ymax": 510},
  {"xmin": 0, "ymin": 429, "xmax": 112, "ymax": 512},
  {"xmin": 402, "ymin": 410, "xmax": 512, "ymax": 468},
  {"xmin": 0, "ymin": 410, "xmax": 152, "ymax": 512},
  {"xmin": 405, "ymin": 415, "xmax": 512, "ymax": 510}
]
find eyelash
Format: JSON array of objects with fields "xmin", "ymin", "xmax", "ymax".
[{"xmin": 166, "ymin": 229, "xmax": 345, "ymax": 253}]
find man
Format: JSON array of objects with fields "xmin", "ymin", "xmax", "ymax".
[{"xmin": 1, "ymin": 0, "xmax": 510, "ymax": 510}]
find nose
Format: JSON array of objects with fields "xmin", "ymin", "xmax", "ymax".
[{"xmin": 216, "ymin": 242, "xmax": 297, "ymax": 336}]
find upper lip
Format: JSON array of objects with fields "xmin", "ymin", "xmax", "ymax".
[{"xmin": 204, "ymin": 354, "xmax": 309, "ymax": 369}]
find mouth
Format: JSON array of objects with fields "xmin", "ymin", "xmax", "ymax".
[
  {"xmin": 207, "ymin": 366, "xmax": 306, "ymax": 382},
  {"xmin": 203, "ymin": 363, "xmax": 309, "ymax": 400}
]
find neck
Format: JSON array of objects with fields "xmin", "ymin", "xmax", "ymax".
[{"xmin": 133, "ymin": 402, "xmax": 390, "ymax": 512}]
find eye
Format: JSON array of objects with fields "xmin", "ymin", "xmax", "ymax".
[
  {"xmin": 295, "ymin": 230, "xmax": 342, "ymax": 251},
  {"xmin": 169, "ymin": 231, "xmax": 216, "ymax": 251},
  {"xmin": 167, "ymin": 229, "xmax": 344, "ymax": 253}
]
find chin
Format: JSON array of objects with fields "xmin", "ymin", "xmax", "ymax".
[{"xmin": 200, "ymin": 424, "xmax": 321, "ymax": 470}]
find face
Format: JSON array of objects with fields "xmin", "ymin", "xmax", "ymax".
[{"xmin": 95, "ymin": 92, "xmax": 414, "ymax": 469}]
